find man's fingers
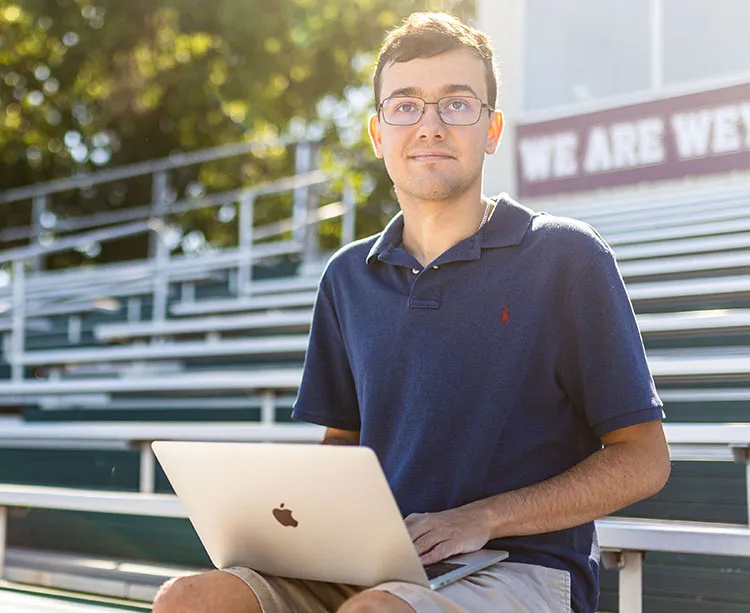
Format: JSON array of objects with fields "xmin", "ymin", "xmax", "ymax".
[
  {"xmin": 420, "ymin": 540, "xmax": 455, "ymax": 566},
  {"xmin": 405, "ymin": 513, "xmax": 432, "ymax": 541},
  {"xmin": 406, "ymin": 522, "xmax": 430, "ymax": 542},
  {"xmin": 412, "ymin": 530, "xmax": 444, "ymax": 556}
]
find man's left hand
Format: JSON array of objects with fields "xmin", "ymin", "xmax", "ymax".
[{"xmin": 405, "ymin": 505, "xmax": 492, "ymax": 566}]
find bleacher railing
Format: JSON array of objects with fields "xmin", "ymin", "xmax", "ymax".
[{"xmin": 0, "ymin": 138, "xmax": 356, "ymax": 383}]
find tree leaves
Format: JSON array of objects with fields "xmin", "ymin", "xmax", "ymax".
[{"xmin": 1, "ymin": 0, "xmax": 473, "ymax": 263}]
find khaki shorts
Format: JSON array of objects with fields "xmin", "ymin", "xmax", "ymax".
[{"xmin": 222, "ymin": 561, "xmax": 572, "ymax": 613}]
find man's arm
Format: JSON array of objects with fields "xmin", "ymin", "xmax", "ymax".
[
  {"xmin": 320, "ymin": 427, "xmax": 360, "ymax": 446},
  {"xmin": 408, "ymin": 420, "xmax": 670, "ymax": 565}
]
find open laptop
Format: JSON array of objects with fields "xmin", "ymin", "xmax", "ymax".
[{"xmin": 152, "ymin": 441, "xmax": 508, "ymax": 590}]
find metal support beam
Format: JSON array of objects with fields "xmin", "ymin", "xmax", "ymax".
[
  {"xmin": 261, "ymin": 391, "xmax": 276, "ymax": 426},
  {"xmin": 342, "ymin": 178, "xmax": 356, "ymax": 246},
  {"xmin": 152, "ymin": 233, "xmax": 170, "ymax": 326},
  {"xmin": 139, "ymin": 443, "xmax": 156, "ymax": 494},
  {"xmin": 127, "ymin": 297, "xmax": 142, "ymax": 322},
  {"xmin": 294, "ymin": 141, "xmax": 322, "ymax": 273},
  {"xmin": 238, "ymin": 194, "xmax": 255, "ymax": 295},
  {"xmin": 31, "ymin": 195, "xmax": 48, "ymax": 272},
  {"xmin": 0, "ymin": 505, "xmax": 6, "ymax": 579},
  {"xmin": 10, "ymin": 260, "xmax": 25, "ymax": 382},
  {"xmin": 181, "ymin": 282, "xmax": 195, "ymax": 304},
  {"xmin": 302, "ymin": 188, "xmax": 320, "ymax": 273},
  {"xmin": 293, "ymin": 142, "xmax": 312, "ymax": 246},
  {"xmin": 227, "ymin": 269, "xmax": 238, "ymax": 295},
  {"xmin": 67, "ymin": 315, "xmax": 82, "ymax": 344},
  {"xmin": 151, "ymin": 172, "xmax": 171, "ymax": 326},
  {"xmin": 149, "ymin": 171, "xmax": 170, "ymax": 257},
  {"xmin": 730, "ymin": 445, "xmax": 750, "ymax": 525},
  {"xmin": 619, "ymin": 551, "xmax": 643, "ymax": 613}
]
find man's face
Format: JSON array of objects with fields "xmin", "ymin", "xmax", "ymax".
[{"xmin": 369, "ymin": 48, "xmax": 504, "ymax": 204}]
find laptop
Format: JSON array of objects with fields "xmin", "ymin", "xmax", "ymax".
[{"xmin": 151, "ymin": 441, "xmax": 508, "ymax": 590}]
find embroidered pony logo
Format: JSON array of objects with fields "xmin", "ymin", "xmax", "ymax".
[{"xmin": 500, "ymin": 306, "xmax": 510, "ymax": 326}]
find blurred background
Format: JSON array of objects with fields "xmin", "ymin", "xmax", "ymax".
[
  {"xmin": 0, "ymin": 0, "xmax": 474, "ymax": 270},
  {"xmin": 2, "ymin": 1, "xmax": 750, "ymax": 612}
]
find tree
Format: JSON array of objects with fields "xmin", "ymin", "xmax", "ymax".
[{"xmin": 0, "ymin": 0, "xmax": 474, "ymax": 265}]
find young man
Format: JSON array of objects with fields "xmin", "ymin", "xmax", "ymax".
[{"xmin": 153, "ymin": 12, "xmax": 669, "ymax": 613}]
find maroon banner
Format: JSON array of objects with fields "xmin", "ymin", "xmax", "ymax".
[{"xmin": 516, "ymin": 82, "xmax": 750, "ymax": 198}]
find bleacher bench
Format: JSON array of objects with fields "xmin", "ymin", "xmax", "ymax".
[{"xmin": 2, "ymin": 485, "xmax": 750, "ymax": 613}]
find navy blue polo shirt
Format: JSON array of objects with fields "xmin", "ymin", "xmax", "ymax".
[{"xmin": 292, "ymin": 194, "xmax": 663, "ymax": 613}]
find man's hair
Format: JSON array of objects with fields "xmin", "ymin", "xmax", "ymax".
[{"xmin": 373, "ymin": 12, "xmax": 499, "ymax": 111}]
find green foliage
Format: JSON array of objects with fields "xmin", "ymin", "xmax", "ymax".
[{"xmin": 0, "ymin": 0, "xmax": 475, "ymax": 263}]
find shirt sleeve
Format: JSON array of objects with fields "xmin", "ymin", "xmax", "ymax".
[
  {"xmin": 558, "ymin": 248, "xmax": 664, "ymax": 437},
  {"xmin": 291, "ymin": 283, "xmax": 361, "ymax": 431}
]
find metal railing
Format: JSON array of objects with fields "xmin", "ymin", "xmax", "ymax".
[{"xmin": 0, "ymin": 138, "xmax": 358, "ymax": 385}]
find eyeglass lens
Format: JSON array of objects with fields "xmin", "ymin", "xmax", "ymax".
[{"xmin": 381, "ymin": 96, "xmax": 485, "ymax": 126}]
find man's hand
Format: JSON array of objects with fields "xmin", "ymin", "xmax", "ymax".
[
  {"xmin": 405, "ymin": 505, "xmax": 492, "ymax": 566},
  {"xmin": 404, "ymin": 421, "xmax": 669, "ymax": 566}
]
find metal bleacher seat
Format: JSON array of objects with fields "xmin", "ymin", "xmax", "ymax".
[
  {"xmin": 0, "ymin": 240, "xmax": 304, "ymax": 333},
  {"xmin": 626, "ymin": 274, "xmax": 750, "ymax": 309},
  {"xmin": 552, "ymin": 183, "xmax": 750, "ymax": 227},
  {"xmin": 0, "ymin": 369, "xmax": 303, "ymax": 396},
  {"xmin": 614, "ymin": 231, "xmax": 750, "ymax": 261},
  {"xmin": 637, "ymin": 309, "xmax": 750, "ymax": 337},
  {"xmin": 595, "ymin": 196, "xmax": 749, "ymax": 228},
  {"xmin": 94, "ymin": 310, "xmax": 313, "ymax": 343},
  {"xmin": 647, "ymin": 346, "xmax": 750, "ymax": 382},
  {"xmin": 619, "ymin": 249, "xmax": 750, "ymax": 281},
  {"xmin": 16, "ymin": 335, "xmax": 309, "ymax": 367},
  {"xmin": 603, "ymin": 212, "xmax": 750, "ymax": 247},
  {"xmin": 169, "ymin": 290, "xmax": 318, "ymax": 317},
  {"xmin": 0, "ymin": 588, "xmax": 153, "ymax": 612}
]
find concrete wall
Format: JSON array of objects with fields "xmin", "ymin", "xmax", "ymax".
[{"xmin": 477, "ymin": 0, "xmax": 525, "ymax": 199}]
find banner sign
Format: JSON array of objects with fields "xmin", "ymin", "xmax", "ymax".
[{"xmin": 516, "ymin": 82, "xmax": 750, "ymax": 197}]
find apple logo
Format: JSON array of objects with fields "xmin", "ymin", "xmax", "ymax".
[{"xmin": 272, "ymin": 503, "xmax": 299, "ymax": 528}]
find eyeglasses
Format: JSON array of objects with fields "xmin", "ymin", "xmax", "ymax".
[{"xmin": 378, "ymin": 95, "xmax": 494, "ymax": 126}]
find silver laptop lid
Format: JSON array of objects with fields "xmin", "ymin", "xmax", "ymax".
[{"xmin": 152, "ymin": 441, "xmax": 430, "ymax": 587}]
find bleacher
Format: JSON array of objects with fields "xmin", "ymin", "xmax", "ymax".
[
  {"xmin": 2, "ymin": 144, "xmax": 750, "ymax": 612},
  {"xmin": 0, "ymin": 139, "xmax": 341, "ymax": 610},
  {"xmin": 542, "ymin": 187, "xmax": 750, "ymax": 611}
]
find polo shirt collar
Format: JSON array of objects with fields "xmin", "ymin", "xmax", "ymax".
[
  {"xmin": 481, "ymin": 193, "xmax": 535, "ymax": 249},
  {"xmin": 366, "ymin": 209, "xmax": 405, "ymax": 264},
  {"xmin": 365, "ymin": 193, "xmax": 534, "ymax": 264}
]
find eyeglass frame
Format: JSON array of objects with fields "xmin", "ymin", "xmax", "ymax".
[{"xmin": 377, "ymin": 95, "xmax": 496, "ymax": 126}]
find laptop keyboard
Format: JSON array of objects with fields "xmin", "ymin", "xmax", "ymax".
[{"xmin": 423, "ymin": 561, "xmax": 465, "ymax": 580}]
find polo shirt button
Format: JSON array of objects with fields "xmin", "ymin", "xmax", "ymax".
[
  {"xmin": 411, "ymin": 268, "xmax": 420, "ymax": 275},
  {"xmin": 432, "ymin": 265, "xmax": 439, "ymax": 270}
]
